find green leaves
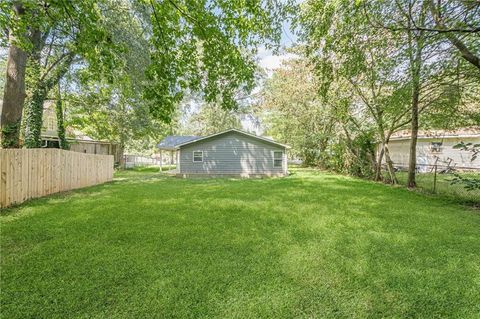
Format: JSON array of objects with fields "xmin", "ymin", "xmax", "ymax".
[
  {"xmin": 144, "ymin": 0, "xmax": 290, "ymax": 122},
  {"xmin": 2, "ymin": 0, "xmax": 290, "ymax": 148},
  {"xmin": 450, "ymin": 173, "xmax": 480, "ymax": 191},
  {"xmin": 453, "ymin": 142, "xmax": 480, "ymax": 162},
  {"xmin": 181, "ymin": 101, "xmax": 243, "ymax": 136}
]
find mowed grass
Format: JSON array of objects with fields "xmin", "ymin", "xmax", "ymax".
[
  {"xmin": 396, "ymin": 171, "xmax": 480, "ymax": 204},
  {"xmin": 1, "ymin": 168, "xmax": 479, "ymax": 318}
]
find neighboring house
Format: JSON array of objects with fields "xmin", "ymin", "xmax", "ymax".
[
  {"xmin": 41, "ymin": 101, "xmax": 122, "ymax": 163},
  {"xmin": 157, "ymin": 129, "xmax": 289, "ymax": 177},
  {"xmin": 384, "ymin": 127, "xmax": 480, "ymax": 171}
]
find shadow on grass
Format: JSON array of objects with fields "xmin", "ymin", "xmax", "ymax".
[{"xmin": 1, "ymin": 168, "xmax": 479, "ymax": 317}]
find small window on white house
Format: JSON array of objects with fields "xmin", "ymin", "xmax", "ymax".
[
  {"xmin": 430, "ymin": 142, "xmax": 443, "ymax": 153},
  {"xmin": 193, "ymin": 151, "xmax": 203, "ymax": 162},
  {"xmin": 273, "ymin": 151, "xmax": 283, "ymax": 168},
  {"xmin": 46, "ymin": 117, "xmax": 56, "ymax": 131}
]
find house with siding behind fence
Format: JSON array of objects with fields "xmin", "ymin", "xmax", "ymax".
[
  {"xmin": 40, "ymin": 101, "xmax": 121, "ymax": 163},
  {"xmin": 384, "ymin": 127, "xmax": 480, "ymax": 172}
]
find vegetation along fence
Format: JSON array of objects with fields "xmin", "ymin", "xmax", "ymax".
[
  {"xmin": 391, "ymin": 163, "xmax": 480, "ymax": 204},
  {"xmin": 0, "ymin": 149, "xmax": 114, "ymax": 208}
]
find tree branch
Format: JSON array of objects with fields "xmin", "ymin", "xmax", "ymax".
[
  {"xmin": 40, "ymin": 52, "xmax": 72, "ymax": 82},
  {"xmin": 427, "ymin": 0, "xmax": 480, "ymax": 69}
]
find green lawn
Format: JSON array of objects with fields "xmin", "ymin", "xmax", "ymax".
[
  {"xmin": 1, "ymin": 168, "xmax": 479, "ymax": 318},
  {"xmin": 396, "ymin": 171, "xmax": 480, "ymax": 204}
]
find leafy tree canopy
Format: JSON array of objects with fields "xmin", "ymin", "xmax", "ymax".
[
  {"xmin": 1, "ymin": 0, "xmax": 293, "ymax": 149},
  {"xmin": 141, "ymin": 0, "xmax": 293, "ymax": 122}
]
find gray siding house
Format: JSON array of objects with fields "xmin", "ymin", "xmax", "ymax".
[{"xmin": 157, "ymin": 129, "xmax": 289, "ymax": 177}]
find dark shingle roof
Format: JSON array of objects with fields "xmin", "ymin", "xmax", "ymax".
[
  {"xmin": 175, "ymin": 129, "xmax": 290, "ymax": 149},
  {"xmin": 157, "ymin": 129, "xmax": 290, "ymax": 150},
  {"xmin": 156, "ymin": 136, "xmax": 200, "ymax": 150}
]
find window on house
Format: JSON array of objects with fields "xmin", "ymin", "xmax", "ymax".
[
  {"xmin": 47, "ymin": 118, "xmax": 56, "ymax": 131},
  {"xmin": 273, "ymin": 151, "xmax": 283, "ymax": 167},
  {"xmin": 430, "ymin": 142, "xmax": 443, "ymax": 153},
  {"xmin": 193, "ymin": 151, "xmax": 203, "ymax": 162}
]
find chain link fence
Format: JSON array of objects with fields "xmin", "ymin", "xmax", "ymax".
[
  {"xmin": 124, "ymin": 154, "xmax": 160, "ymax": 168},
  {"xmin": 390, "ymin": 163, "xmax": 480, "ymax": 204}
]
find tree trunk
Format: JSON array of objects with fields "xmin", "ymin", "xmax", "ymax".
[
  {"xmin": 367, "ymin": 148, "xmax": 377, "ymax": 176},
  {"xmin": 375, "ymin": 146, "xmax": 385, "ymax": 181},
  {"xmin": 24, "ymin": 54, "xmax": 73, "ymax": 148},
  {"xmin": 0, "ymin": 4, "xmax": 28, "ymax": 148},
  {"xmin": 406, "ymin": 3, "xmax": 426, "ymax": 188},
  {"xmin": 1, "ymin": 43, "xmax": 28, "ymax": 148},
  {"xmin": 23, "ymin": 84, "xmax": 49, "ymax": 148},
  {"xmin": 375, "ymin": 140, "xmax": 397, "ymax": 184},
  {"xmin": 384, "ymin": 143, "xmax": 397, "ymax": 184},
  {"xmin": 407, "ymin": 85, "xmax": 420, "ymax": 188},
  {"xmin": 55, "ymin": 91, "xmax": 68, "ymax": 150},
  {"xmin": 118, "ymin": 143, "xmax": 125, "ymax": 169}
]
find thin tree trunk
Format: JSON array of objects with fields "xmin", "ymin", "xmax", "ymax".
[
  {"xmin": 118, "ymin": 143, "xmax": 125, "ymax": 169},
  {"xmin": 407, "ymin": 85, "xmax": 420, "ymax": 187},
  {"xmin": 384, "ymin": 143, "xmax": 397, "ymax": 184},
  {"xmin": 375, "ymin": 140, "xmax": 397, "ymax": 184},
  {"xmin": 0, "ymin": 4, "xmax": 28, "ymax": 148},
  {"xmin": 55, "ymin": 86, "xmax": 68, "ymax": 149},
  {"xmin": 375, "ymin": 145, "xmax": 385, "ymax": 181},
  {"xmin": 406, "ymin": 3, "xmax": 426, "ymax": 188}
]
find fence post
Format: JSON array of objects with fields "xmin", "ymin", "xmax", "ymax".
[
  {"xmin": 433, "ymin": 161, "xmax": 438, "ymax": 194},
  {"xmin": 159, "ymin": 150, "xmax": 163, "ymax": 172}
]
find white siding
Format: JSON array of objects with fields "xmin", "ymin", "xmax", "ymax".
[{"xmin": 385, "ymin": 137, "xmax": 480, "ymax": 170}]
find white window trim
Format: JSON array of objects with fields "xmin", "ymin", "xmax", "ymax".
[
  {"xmin": 193, "ymin": 151, "xmax": 203, "ymax": 162},
  {"xmin": 273, "ymin": 151, "xmax": 283, "ymax": 168}
]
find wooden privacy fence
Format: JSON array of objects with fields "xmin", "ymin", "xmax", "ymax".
[{"xmin": 0, "ymin": 149, "xmax": 114, "ymax": 208}]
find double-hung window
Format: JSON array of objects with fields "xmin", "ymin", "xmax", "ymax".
[
  {"xmin": 193, "ymin": 151, "xmax": 203, "ymax": 162},
  {"xmin": 273, "ymin": 151, "xmax": 283, "ymax": 168}
]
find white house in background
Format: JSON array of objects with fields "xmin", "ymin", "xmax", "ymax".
[
  {"xmin": 385, "ymin": 127, "xmax": 480, "ymax": 171},
  {"xmin": 157, "ymin": 129, "xmax": 289, "ymax": 177}
]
